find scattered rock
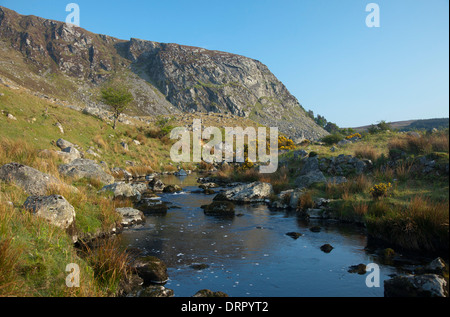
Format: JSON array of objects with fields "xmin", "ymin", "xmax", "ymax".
[
  {"xmin": 0, "ymin": 163, "xmax": 64, "ymax": 196},
  {"xmin": 202, "ymin": 201, "xmax": 235, "ymax": 217},
  {"xmin": 100, "ymin": 182, "xmax": 142, "ymax": 200},
  {"xmin": 133, "ymin": 256, "xmax": 169, "ymax": 285},
  {"xmin": 320, "ymin": 244, "xmax": 334, "ymax": 253},
  {"xmin": 309, "ymin": 226, "xmax": 321, "ymax": 233},
  {"xmin": 56, "ymin": 138, "xmax": 75, "ymax": 150},
  {"xmin": 115, "ymin": 207, "xmax": 145, "ymax": 227},
  {"xmin": 286, "ymin": 232, "xmax": 303, "ymax": 239},
  {"xmin": 135, "ymin": 198, "xmax": 168, "ymax": 215},
  {"xmin": 58, "ymin": 158, "xmax": 115, "ymax": 185},
  {"xmin": 55, "ymin": 122, "xmax": 64, "ymax": 134},
  {"xmin": 174, "ymin": 169, "xmax": 188, "ymax": 176},
  {"xmin": 148, "ymin": 178, "xmax": 165, "ymax": 192},
  {"xmin": 199, "ymin": 182, "xmax": 219, "ymax": 189},
  {"xmin": 348, "ymin": 264, "xmax": 367, "ymax": 275},
  {"xmin": 7, "ymin": 113, "xmax": 17, "ymax": 120},
  {"xmin": 190, "ymin": 263, "xmax": 210, "ymax": 270},
  {"xmin": 139, "ymin": 285, "xmax": 174, "ymax": 297},
  {"xmin": 163, "ymin": 184, "xmax": 182, "ymax": 193},
  {"xmin": 213, "ymin": 181, "xmax": 273, "ymax": 203},
  {"xmin": 23, "ymin": 195, "xmax": 76, "ymax": 229}
]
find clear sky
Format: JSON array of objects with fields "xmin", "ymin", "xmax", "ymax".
[{"xmin": 0, "ymin": 0, "xmax": 448, "ymax": 127}]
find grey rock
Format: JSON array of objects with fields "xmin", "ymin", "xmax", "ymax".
[
  {"xmin": 0, "ymin": 163, "xmax": 63, "ymax": 196},
  {"xmin": 295, "ymin": 170, "xmax": 326, "ymax": 189},
  {"xmin": 115, "ymin": 207, "xmax": 145, "ymax": 227},
  {"xmin": 148, "ymin": 178, "xmax": 165, "ymax": 192},
  {"xmin": 327, "ymin": 176, "xmax": 348, "ymax": 185},
  {"xmin": 100, "ymin": 182, "xmax": 142, "ymax": 200},
  {"xmin": 58, "ymin": 158, "xmax": 115, "ymax": 185},
  {"xmin": 213, "ymin": 181, "xmax": 273, "ymax": 203},
  {"xmin": 23, "ymin": 195, "xmax": 76, "ymax": 229},
  {"xmin": 56, "ymin": 138, "xmax": 75, "ymax": 150}
]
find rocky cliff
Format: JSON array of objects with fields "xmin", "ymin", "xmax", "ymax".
[{"xmin": 0, "ymin": 6, "xmax": 327, "ymax": 140}]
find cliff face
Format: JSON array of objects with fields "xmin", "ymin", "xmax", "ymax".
[{"xmin": 0, "ymin": 6, "xmax": 327, "ymax": 140}]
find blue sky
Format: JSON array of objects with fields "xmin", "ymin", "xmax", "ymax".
[{"xmin": 1, "ymin": 0, "xmax": 448, "ymax": 127}]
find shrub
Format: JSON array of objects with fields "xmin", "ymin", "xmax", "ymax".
[
  {"xmin": 346, "ymin": 133, "xmax": 362, "ymax": 140},
  {"xmin": 369, "ymin": 182, "xmax": 392, "ymax": 199},
  {"xmin": 321, "ymin": 133, "xmax": 343, "ymax": 146}
]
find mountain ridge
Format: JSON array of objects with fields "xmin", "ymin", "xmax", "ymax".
[{"xmin": 0, "ymin": 6, "xmax": 328, "ymax": 140}]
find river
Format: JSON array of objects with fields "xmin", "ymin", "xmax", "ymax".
[{"xmin": 118, "ymin": 174, "xmax": 422, "ymax": 297}]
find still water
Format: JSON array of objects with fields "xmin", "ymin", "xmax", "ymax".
[{"xmin": 119, "ymin": 174, "xmax": 403, "ymax": 297}]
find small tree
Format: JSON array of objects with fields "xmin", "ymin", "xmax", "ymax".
[{"xmin": 100, "ymin": 86, "xmax": 134, "ymax": 130}]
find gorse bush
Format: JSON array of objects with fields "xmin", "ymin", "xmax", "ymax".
[
  {"xmin": 346, "ymin": 133, "xmax": 362, "ymax": 140},
  {"xmin": 369, "ymin": 182, "xmax": 392, "ymax": 200}
]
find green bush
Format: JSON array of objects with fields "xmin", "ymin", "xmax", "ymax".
[{"xmin": 321, "ymin": 133, "xmax": 343, "ymax": 146}]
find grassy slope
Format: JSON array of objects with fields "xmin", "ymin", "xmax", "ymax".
[{"xmin": 0, "ymin": 84, "xmax": 176, "ymax": 296}]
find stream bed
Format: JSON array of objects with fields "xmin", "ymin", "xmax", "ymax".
[{"xmin": 119, "ymin": 174, "xmax": 427, "ymax": 297}]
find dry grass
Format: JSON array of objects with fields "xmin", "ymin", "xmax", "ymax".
[
  {"xmin": 297, "ymin": 191, "xmax": 314, "ymax": 211},
  {"xmin": 388, "ymin": 132, "xmax": 449, "ymax": 156},
  {"xmin": 81, "ymin": 238, "xmax": 133, "ymax": 295},
  {"xmin": 366, "ymin": 196, "xmax": 449, "ymax": 252},
  {"xmin": 354, "ymin": 145, "xmax": 380, "ymax": 162},
  {"xmin": 93, "ymin": 135, "xmax": 109, "ymax": 150}
]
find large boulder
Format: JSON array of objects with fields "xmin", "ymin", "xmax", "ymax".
[
  {"xmin": 58, "ymin": 159, "xmax": 114, "ymax": 185},
  {"xmin": 23, "ymin": 195, "xmax": 76, "ymax": 229},
  {"xmin": 384, "ymin": 274, "xmax": 448, "ymax": 297},
  {"xmin": 213, "ymin": 181, "xmax": 273, "ymax": 203},
  {"xmin": 0, "ymin": 163, "xmax": 63, "ymax": 196},
  {"xmin": 99, "ymin": 182, "xmax": 142, "ymax": 200},
  {"xmin": 115, "ymin": 207, "xmax": 145, "ymax": 227}
]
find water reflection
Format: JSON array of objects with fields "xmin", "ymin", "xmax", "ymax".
[{"xmin": 119, "ymin": 174, "xmax": 402, "ymax": 297}]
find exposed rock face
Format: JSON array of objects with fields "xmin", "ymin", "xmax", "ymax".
[
  {"xmin": 58, "ymin": 158, "xmax": 114, "ymax": 185},
  {"xmin": 0, "ymin": 6, "xmax": 328, "ymax": 140},
  {"xmin": 0, "ymin": 163, "xmax": 63, "ymax": 196},
  {"xmin": 295, "ymin": 156, "xmax": 327, "ymax": 189},
  {"xmin": 213, "ymin": 181, "xmax": 273, "ymax": 203},
  {"xmin": 121, "ymin": 38, "xmax": 327, "ymax": 140},
  {"xmin": 23, "ymin": 195, "xmax": 76, "ymax": 229}
]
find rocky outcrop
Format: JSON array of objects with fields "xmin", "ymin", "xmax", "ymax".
[
  {"xmin": 295, "ymin": 157, "xmax": 326, "ymax": 189},
  {"xmin": 0, "ymin": 6, "xmax": 328, "ymax": 140},
  {"xmin": 58, "ymin": 158, "xmax": 114, "ymax": 185},
  {"xmin": 213, "ymin": 181, "xmax": 273, "ymax": 203},
  {"xmin": 319, "ymin": 155, "xmax": 372, "ymax": 176},
  {"xmin": 23, "ymin": 195, "xmax": 76, "ymax": 229},
  {"xmin": 0, "ymin": 163, "xmax": 63, "ymax": 196}
]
